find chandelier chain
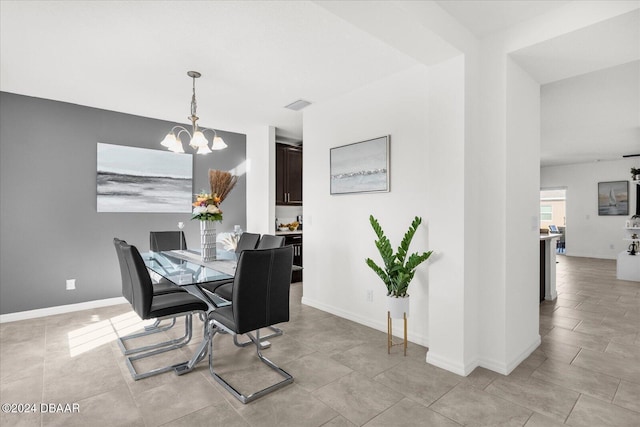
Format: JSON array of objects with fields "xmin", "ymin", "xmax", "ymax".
[{"xmin": 190, "ymin": 75, "xmax": 197, "ymax": 119}]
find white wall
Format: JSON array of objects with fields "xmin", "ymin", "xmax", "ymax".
[
  {"xmin": 425, "ymin": 55, "xmax": 473, "ymax": 374},
  {"xmin": 505, "ymin": 58, "xmax": 542, "ymax": 365},
  {"xmin": 470, "ymin": 0, "xmax": 637, "ymax": 376},
  {"xmin": 541, "ymin": 158, "xmax": 639, "ymax": 259},
  {"xmin": 301, "ymin": 2, "xmax": 549, "ymax": 376},
  {"xmin": 475, "ymin": 36, "xmax": 509, "ymax": 374},
  {"xmin": 245, "ymin": 125, "xmax": 276, "ymax": 234},
  {"xmin": 300, "ymin": 0, "xmax": 636, "ymax": 378},
  {"xmin": 472, "ymin": 34, "xmax": 543, "ymax": 375},
  {"xmin": 302, "ymin": 65, "xmax": 432, "ymax": 345}
]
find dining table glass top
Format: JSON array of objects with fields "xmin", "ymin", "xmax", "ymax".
[{"xmin": 142, "ymin": 250, "xmax": 234, "ymax": 287}]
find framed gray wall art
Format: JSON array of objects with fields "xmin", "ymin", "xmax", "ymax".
[
  {"xmin": 97, "ymin": 142, "xmax": 193, "ymax": 212},
  {"xmin": 598, "ymin": 180, "xmax": 628, "ymax": 216},
  {"xmin": 330, "ymin": 136, "xmax": 390, "ymax": 195}
]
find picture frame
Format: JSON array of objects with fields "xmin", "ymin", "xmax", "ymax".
[
  {"xmin": 330, "ymin": 135, "xmax": 390, "ymax": 195},
  {"xmin": 97, "ymin": 142, "xmax": 193, "ymax": 212},
  {"xmin": 597, "ymin": 180, "xmax": 628, "ymax": 216}
]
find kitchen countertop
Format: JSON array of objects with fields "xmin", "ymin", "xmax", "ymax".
[
  {"xmin": 276, "ymin": 230, "xmax": 302, "ymax": 236},
  {"xmin": 540, "ymin": 233, "xmax": 561, "ymax": 240}
]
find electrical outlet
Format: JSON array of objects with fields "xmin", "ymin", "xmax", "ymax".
[
  {"xmin": 66, "ymin": 279, "xmax": 76, "ymax": 290},
  {"xmin": 610, "ymin": 244, "xmax": 615, "ymax": 250},
  {"xmin": 366, "ymin": 290, "xmax": 373, "ymax": 302}
]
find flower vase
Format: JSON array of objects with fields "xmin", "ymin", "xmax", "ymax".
[{"xmin": 200, "ymin": 220, "xmax": 217, "ymax": 262}]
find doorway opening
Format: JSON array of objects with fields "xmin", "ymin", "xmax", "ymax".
[{"xmin": 540, "ymin": 188, "xmax": 566, "ymax": 254}]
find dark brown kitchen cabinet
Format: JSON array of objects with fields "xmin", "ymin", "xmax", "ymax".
[{"xmin": 276, "ymin": 144, "xmax": 302, "ymax": 205}]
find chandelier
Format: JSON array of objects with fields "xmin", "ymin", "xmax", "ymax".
[{"xmin": 160, "ymin": 71, "xmax": 227, "ymax": 155}]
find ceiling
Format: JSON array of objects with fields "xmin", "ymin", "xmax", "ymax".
[
  {"xmin": 0, "ymin": 1, "xmax": 418, "ymax": 141},
  {"xmin": 540, "ymin": 60, "xmax": 639, "ymax": 167},
  {"xmin": 509, "ymin": 9, "xmax": 640, "ymax": 166},
  {"xmin": 1, "ymin": 1, "xmax": 638, "ymax": 165},
  {"xmin": 510, "ymin": 9, "xmax": 640, "ymax": 85},
  {"xmin": 436, "ymin": 0, "xmax": 572, "ymax": 39}
]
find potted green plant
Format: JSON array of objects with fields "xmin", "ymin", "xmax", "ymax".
[
  {"xmin": 631, "ymin": 167, "xmax": 640, "ymax": 181},
  {"xmin": 365, "ymin": 215, "xmax": 433, "ymax": 318}
]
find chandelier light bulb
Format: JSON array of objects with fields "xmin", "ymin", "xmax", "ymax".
[
  {"xmin": 189, "ymin": 130, "xmax": 208, "ymax": 148},
  {"xmin": 168, "ymin": 141, "xmax": 185, "ymax": 153},
  {"xmin": 212, "ymin": 136, "xmax": 228, "ymax": 150},
  {"xmin": 197, "ymin": 144, "xmax": 212, "ymax": 155},
  {"xmin": 160, "ymin": 132, "xmax": 177, "ymax": 148}
]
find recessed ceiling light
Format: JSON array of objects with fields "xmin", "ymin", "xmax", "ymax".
[{"xmin": 284, "ymin": 99, "xmax": 312, "ymax": 111}]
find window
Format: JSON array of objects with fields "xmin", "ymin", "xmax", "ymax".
[{"xmin": 540, "ymin": 205, "xmax": 552, "ymax": 221}]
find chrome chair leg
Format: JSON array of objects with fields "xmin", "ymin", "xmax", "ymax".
[
  {"xmin": 125, "ymin": 314, "xmax": 197, "ymax": 380},
  {"xmin": 209, "ymin": 326, "xmax": 293, "ymax": 404},
  {"xmin": 174, "ymin": 319, "xmax": 211, "ymax": 376},
  {"xmin": 118, "ymin": 316, "xmax": 188, "ymax": 355}
]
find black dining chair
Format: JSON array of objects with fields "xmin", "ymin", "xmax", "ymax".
[
  {"xmin": 150, "ymin": 230, "xmax": 187, "ymax": 252},
  {"xmin": 113, "ymin": 238, "xmax": 190, "ymax": 356},
  {"xmin": 201, "ymin": 232, "xmax": 260, "ymax": 297},
  {"xmin": 113, "ymin": 237, "xmax": 187, "ymax": 355},
  {"xmin": 208, "ymin": 246, "xmax": 294, "ymax": 403},
  {"xmin": 256, "ymin": 234, "xmax": 285, "ymax": 249},
  {"xmin": 214, "ymin": 233, "xmax": 284, "ymax": 301},
  {"xmin": 147, "ymin": 232, "xmax": 191, "ymax": 325},
  {"xmin": 213, "ymin": 233, "xmax": 288, "ymax": 345},
  {"xmin": 119, "ymin": 241, "xmax": 209, "ymax": 380},
  {"xmin": 236, "ymin": 232, "xmax": 261, "ymax": 253},
  {"xmin": 114, "ymin": 238, "xmax": 134, "ymax": 305}
]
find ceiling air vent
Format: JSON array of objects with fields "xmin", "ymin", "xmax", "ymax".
[{"xmin": 284, "ymin": 99, "xmax": 312, "ymax": 111}]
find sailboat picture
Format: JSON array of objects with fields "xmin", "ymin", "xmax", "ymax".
[
  {"xmin": 598, "ymin": 181, "xmax": 628, "ymax": 215},
  {"xmin": 609, "ymin": 188, "xmax": 618, "ymax": 206}
]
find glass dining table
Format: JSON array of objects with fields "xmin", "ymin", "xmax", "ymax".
[
  {"xmin": 142, "ymin": 249, "xmax": 236, "ymax": 311},
  {"xmin": 140, "ymin": 249, "xmax": 237, "ymax": 375}
]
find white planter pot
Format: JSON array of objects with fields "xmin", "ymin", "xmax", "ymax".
[{"xmin": 386, "ymin": 295, "xmax": 410, "ymax": 319}]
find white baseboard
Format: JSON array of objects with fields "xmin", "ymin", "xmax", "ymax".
[
  {"xmin": 427, "ymin": 334, "xmax": 540, "ymax": 376},
  {"xmin": 301, "ymin": 296, "xmax": 429, "ymax": 347},
  {"xmin": 426, "ymin": 352, "xmax": 478, "ymax": 376},
  {"xmin": 0, "ymin": 297, "xmax": 128, "ymax": 323},
  {"xmin": 479, "ymin": 334, "xmax": 541, "ymax": 375},
  {"xmin": 505, "ymin": 334, "xmax": 542, "ymax": 374}
]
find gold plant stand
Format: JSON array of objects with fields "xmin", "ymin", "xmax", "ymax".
[{"xmin": 387, "ymin": 311, "xmax": 407, "ymax": 356}]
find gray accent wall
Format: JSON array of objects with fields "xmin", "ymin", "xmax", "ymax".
[{"xmin": 0, "ymin": 92, "xmax": 246, "ymax": 314}]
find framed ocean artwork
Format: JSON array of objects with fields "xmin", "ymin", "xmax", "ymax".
[
  {"xmin": 97, "ymin": 142, "xmax": 193, "ymax": 212},
  {"xmin": 330, "ymin": 136, "xmax": 390, "ymax": 195}
]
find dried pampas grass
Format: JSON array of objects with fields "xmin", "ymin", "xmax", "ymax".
[{"xmin": 209, "ymin": 169, "xmax": 238, "ymax": 203}]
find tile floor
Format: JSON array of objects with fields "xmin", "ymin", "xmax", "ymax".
[{"xmin": 1, "ymin": 255, "xmax": 639, "ymax": 426}]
